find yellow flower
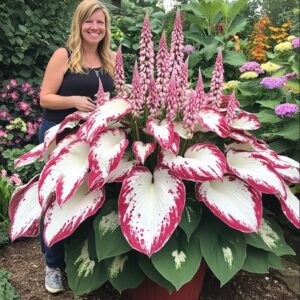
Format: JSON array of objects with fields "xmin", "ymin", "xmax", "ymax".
[
  {"xmin": 260, "ymin": 62, "xmax": 282, "ymax": 73},
  {"xmin": 287, "ymin": 35, "xmax": 296, "ymax": 42},
  {"xmin": 6, "ymin": 117, "xmax": 27, "ymax": 132},
  {"xmin": 223, "ymin": 80, "xmax": 241, "ymax": 90},
  {"xmin": 274, "ymin": 42, "xmax": 293, "ymax": 52},
  {"xmin": 240, "ymin": 72, "xmax": 258, "ymax": 79}
]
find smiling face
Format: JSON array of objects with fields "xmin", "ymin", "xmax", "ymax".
[{"xmin": 81, "ymin": 9, "xmax": 106, "ymax": 46}]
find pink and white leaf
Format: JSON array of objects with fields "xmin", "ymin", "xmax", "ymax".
[
  {"xmin": 119, "ymin": 166, "xmax": 185, "ymax": 256},
  {"xmin": 86, "ymin": 97, "xmax": 131, "ymax": 143},
  {"xmin": 132, "ymin": 141, "xmax": 156, "ymax": 165},
  {"xmin": 277, "ymin": 183, "xmax": 300, "ymax": 229},
  {"xmin": 198, "ymin": 107, "xmax": 230, "ymax": 138},
  {"xmin": 55, "ymin": 140, "xmax": 90, "ymax": 206},
  {"xmin": 225, "ymin": 140, "xmax": 269, "ymax": 153},
  {"xmin": 9, "ymin": 175, "xmax": 41, "ymax": 241},
  {"xmin": 230, "ymin": 111, "xmax": 261, "ymax": 131},
  {"xmin": 44, "ymin": 180, "xmax": 105, "ymax": 247},
  {"xmin": 226, "ymin": 150, "xmax": 287, "ymax": 199},
  {"xmin": 167, "ymin": 132, "xmax": 180, "ymax": 155},
  {"xmin": 275, "ymin": 156, "xmax": 300, "ymax": 183},
  {"xmin": 174, "ymin": 121, "xmax": 193, "ymax": 139},
  {"xmin": 14, "ymin": 143, "xmax": 44, "ymax": 169},
  {"xmin": 88, "ymin": 128, "xmax": 128, "ymax": 190},
  {"xmin": 159, "ymin": 143, "xmax": 226, "ymax": 181},
  {"xmin": 146, "ymin": 118, "xmax": 174, "ymax": 149},
  {"xmin": 49, "ymin": 132, "xmax": 78, "ymax": 160},
  {"xmin": 58, "ymin": 111, "xmax": 90, "ymax": 134},
  {"xmin": 107, "ymin": 155, "xmax": 139, "ymax": 183},
  {"xmin": 229, "ymin": 130, "xmax": 257, "ymax": 144},
  {"xmin": 195, "ymin": 175, "xmax": 262, "ymax": 232},
  {"xmin": 43, "ymin": 123, "xmax": 60, "ymax": 154}
]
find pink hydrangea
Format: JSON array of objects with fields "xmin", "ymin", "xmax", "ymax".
[
  {"xmin": 291, "ymin": 37, "xmax": 300, "ymax": 49},
  {"xmin": 21, "ymin": 82, "xmax": 32, "ymax": 93},
  {"xmin": 10, "ymin": 91, "xmax": 19, "ymax": 100},
  {"xmin": 9, "ymin": 79, "xmax": 18, "ymax": 87},
  {"xmin": 0, "ymin": 130, "xmax": 6, "ymax": 137},
  {"xmin": 18, "ymin": 101, "xmax": 29, "ymax": 110},
  {"xmin": 1, "ymin": 169, "xmax": 7, "ymax": 177},
  {"xmin": 0, "ymin": 110, "xmax": 8, "ymax": 118}
]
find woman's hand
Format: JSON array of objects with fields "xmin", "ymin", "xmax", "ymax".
[{"xmin": 71, "ymin": 96, "xmax": 97, "ymax": 112}]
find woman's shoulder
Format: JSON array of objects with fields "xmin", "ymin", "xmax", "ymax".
[
  {"xmin": 52, "ymin": 47, "xmax": 69, "ymax": 60},
  {"xmin": 47, "ymin": 47, "xmax": 69, "ymax": 72}
]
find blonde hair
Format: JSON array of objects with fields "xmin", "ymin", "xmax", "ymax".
[{"xmin": 66, "ymin": 0, "xmax": 114, "ymax": 77}]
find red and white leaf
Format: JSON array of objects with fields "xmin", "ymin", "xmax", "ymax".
[
  {"xmin": 58, "ymin": 111, "xmax": 90, "ymax": 134},
  {"xmin": 49, "ymin": 132, "xmax": 78, "ymax": 160},
  {"xmin": 195, "ymin": 175, "xmax": 262, "ymax": 232},
  {"xmin": 9, "ymin": 175, "xmax": 41, "ymax": 241},
  {"xmin": 43, "ymin": 123, "xmax": 60, "ymax": 154},
  {"xmin": 14, "ymin": 143, "xmax": 44, "ymax": 169},
  {"xmin": 278, "ymin": 183, "xmax": 300, "ymax": 229},
  {"xmin": 258, "ymin": 150, "xmax": 294, "ymax": 169},
  {"xmin": 229, "ymin": 130, "xmax": 257, "ymax": 144},
  {"xmin": 55, "ymin": 140, "xmax": 90, "ymax": 206},
  {"xmin": 146, "ymin": 118, "xmax": 174, "ymax": 149},
  {"xmin": 167, "ymin": 132, "xmax": 180, "ymax": 155},
  {"xmin": 107, "ymin": 155, "xmax": 139, "ymax": 183},
  {"xmin": 88, "ymin": 128, "xmax": 128, "ymax": 190},
  {"xmin": 43, "ymin": 180, "xmax": 105, "ymax": 247},
  {"xmin": 38, "ymin": 140, "xmax": 90, "ymax": 208},
  {"xmin": 159, "ymin": 143, "xmax": 226, "ymax": 182},
  {"xmin": 225, "ymin": 140, "xmax": 270, "ymax": 152},
  {"xmin": 132, "ymin": 141, "xmax": 156, "ymax": 165},
  {"xmin": 173, "ymin": 121, "xmax": 193, "ymax": 139},
  {"xmin": 86, "ymin": 97, "xmax": 131, "ymax": 143},
  {"xmin": 198, "ymin": 107, "xmax": 230, "ymax": 138},
  {"xmin": 230, "ymin": 111, "xmax": 261, "ymax": 130},
  {"xmin": 275, "ymin": 156, "xmax": 300, "ymax": 183},
  {"xmin": 119, "ymin": 166, "xmax": 185, "ymax": 256},
  {"xmin": 226, "ymin": 150, "xmax": 287, "ymax": 199}
]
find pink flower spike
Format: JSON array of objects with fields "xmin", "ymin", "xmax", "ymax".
[
  {"xmin": 156, "ymin": 31, "xmax": 171, "ymax": 109},
  {"xmin": 139, "ymin": 13, "xmax": 155, "ymax": 98},
  {"xmin": 183, "ymin": 91, "xmax": 197, "ymax": 137},
  {"xmin": 95, "ymin": 79, "xmax": 105, "ymax": 106},
  {"xmin": 130, "ymin": 61, "xmax": 143, "ymax": 118},
  {"xmin": 166, "ymin": 69, "xmax": 179, "ymax": 120},
  {"xmin": 170, "ymin": 10, "xmax": 184, "ymax": 74},
  {"xmin": 177, "ymin": 59, "xmax": 189, "ymax": 109},
  {"xmin": 147, "ymin": 78, "xmax": 160, "ymax": 118},
  {"xmin": 225, "ymin": 92, "xmax": 240, "ymax": 125},
  {"xmin": 114, "ymin": 45, "xmax": 126, "ymax": 96},
  {"xmin": 194, "ymin": 70, "xmax": 207, "ymax": 109},
  {"xmin": 209, "ymin": 50, "xmax": 224, "ymax": 109}
]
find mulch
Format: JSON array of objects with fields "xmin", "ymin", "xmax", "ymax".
[{"xmin": 0, "ymin": 238, "xmax": 298, "ymax": 300}]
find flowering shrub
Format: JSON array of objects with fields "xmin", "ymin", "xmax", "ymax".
[
  {"xmin": 8, "ymin": 12, "xmax": 299, "ymax": 296},
  {"xmin": 0, "ymin": 80, "xmax": 42, "ymax": 155}
]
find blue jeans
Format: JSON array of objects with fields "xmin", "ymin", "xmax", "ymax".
[{"xmin": 39, "ymin": 120, "xmax": 65, "ymax": 269}]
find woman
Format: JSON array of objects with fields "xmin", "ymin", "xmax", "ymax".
[{"xmin": 39, "ymin": 0, "xmax": 115, "ymax": 293}]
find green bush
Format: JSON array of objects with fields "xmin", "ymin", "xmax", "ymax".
[
  {"xmin": 0, "ymin": 0, "xmax": 77, "ymax": 84},
  {"xmin": 0, "ymin": 269, "xmax": 20, "ymax": 300},
  {"xmin": 0, "ymin": 221, "xmax": 10, "ymax": 247}
]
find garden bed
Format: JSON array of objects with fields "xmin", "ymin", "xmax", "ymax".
[{"xmin": 0, "ymin": 238, "xmax": 298, "ymax": 300}]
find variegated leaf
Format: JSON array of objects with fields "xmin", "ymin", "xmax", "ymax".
[
  {"xmin": 14, "ymin": 143, "xmax": 44, "ymax": 169},
  {"xmin": 132, "ymin": 141, "xmax": 156, "ymax": 165},
  {"xmin": 9, "ymin": 175, "xmax": 41, "ymax": 241},
  {"xmin": 275, "ymin": 156, "xmax": 300, "ymax": 183},
  {"xmin": 58, "ymin": 111, "xmax": 90, "ymax": 134},
  {"xmin": 173, "ymin": 121, "xmax": 193, "ymax": 139},
  {"xmin": 119, "ymin": 166, "xmax": 185, "ymax": 256},
  {"xmin": 231, "ymin": 111, "xmax": 261, "ymax": 131},
  {"xmin": 229, "ymin": 130, "xmax": 257, "ymax": 144},
  {"xmin": 49, "ymin": 132, "xmax": 78, "ymax": 160},
  {"xmin": 44, "ymin": 179, "xmax": 105, "ymax": 247},
  {"xmin": 43, "ymin": 123, "xmax": 60, "ymax": 157},
  {"xmin": 226, "ymin": 150, "xmax": 287, "ymax": 199},
  {"xmin": 166, "ymin": 132, "xmax": 180, "ymax": 155},
  {"xmin": 86, "ymin": 97, "xmax": 131, "ymax": 143},
  {"xmin": 146, "ymin": 118, "xmax": 174, "ymax": 149},
  {"xmin": 159, "ymin": 143, "xmax": 226, "ymax": 182},
  {"xmin": 88, "ymin": 128, "xmax": 128, "ymax": 190},
  {"xmin": 198, "ymin": 107, "xmax": 230, "ymax": 138},
  {"xmin": 195, "ymin": 175, "xmax": 262, "ymax": 232},
  {"xmin": 278, "ymin": 183, "xmax": 300, "ymax": 228}
]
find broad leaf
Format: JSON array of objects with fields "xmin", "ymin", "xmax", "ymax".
[
  {"xmin": 196, "ymin": 175, "xmax": 262, "ymax": 232},
  {"xmin": 231, "ymin": 111, "xmax": 261, "ymax": 131},
  {"xmin": 14, "ymin": 143, "xmax": 44, "ymax": 169},
  {"xmin": 275, "ymin": 156, "xmax": 300, "ymax": 183},
  {"xmin": 132, "ymin": 141, "xmax": 156, "ymax": 165},
  {"xmin": 9, "ymin": 175, "xmax": 41, "ymax": 241},
  {"xmin": 119, "ymin": 166, "xmax": 185, "ymax": 256},
  {"xmin": 151, "ymin": 230, "xmax": 202, "ymax": 290},
  {"xmin": 242, "ymin": 246, "xmax": 269, "ymax": 274}
]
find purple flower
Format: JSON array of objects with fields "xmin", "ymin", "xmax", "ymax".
[
  {"xmin": 239, "ymin": 61, "xmax": 264, "ymax": 74},
  {"xmin": 292, "ymin": 37, "xmax": 300, "ymax": 49},
  {"xmin": 284, "ymin": 72, "xmax": 297, "ymax": 80},
  {"xmin": 183, "ymin": 44, "xmax": 195, "ymax": 55},
  {"xmin": 260, "ymin": 77, "xmax": 287, "ymax": 89},
  {"xmin": 275, "ymin": 103, "xmax": 298, "ymax": 118},
  {"xmin": 21, "ymin": 82, "xmax": 32, "ymax": 93}
]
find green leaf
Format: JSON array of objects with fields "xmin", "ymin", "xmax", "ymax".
[
  {"xmin": 189, "ymin": 51, "xmax": 201, "ymax": 68},
  {"xmin": 245, "ymin": 216, "xmax": 295, "ymax": 256},
  {"xmin": 227, "ymin": 0, "xmax": 247, "ymax": 19},
  {"xmin": 93, "ymin": 198, "xmax": 132, "ymax": 262},
  {"xmin": 285, "ymin": 80, "xmax": 300, "ymax": 94},
  {"xmin": 227, "ymin": 16, "xmax": 248, "ymax": 35},
  {"xmin": 275, "ymin": 120, "xmax": 300, "ymax": 141},
  {"xmin": 268, "ymin": 253, "xmax": 283, "ymax": 270},
  {"xmin": 178, "ymin": 198, "xmax": 202, "ymax": 241},
  {"xmin": 106, "ymin": 253, "xmax": 144, "ymax": 293},
  {"xmin": 138, "ymin": 254, "xmax": 175, "ymax": 293},
  {"xmin": 257, "ymin": 100, "xmax": 279, "ymax": 109},
  {"xmin": 223, "ymin": 51, "xmax": 247, "ymax": 66},
  {"xmin": 151, "ymin": 229, "xmax": 202, "ymax": 290},
  {"xmin": 242, "ymin": 246, "xmax": 269, "ymax": 274},
  {"xmin": 199, "ymin": 217, "xmax": 246, "ymax": 286},
  {"xmin": 65, "ymin": 221, "xmax": 107, "ymax": 296},
  {"xmin": 256, "ymin": 110, "xmax": 281, "ymax": 123},
  {"xmin": 269, "ymin": 140, "xmax": 295, "ymax": 154},
  {"xmin": 200, "ymin": 44, "xmax": 219, "ymax": 61},
  {"xmin": 202, "ymin": 66, "xmax": 214, "ymax": 79}
]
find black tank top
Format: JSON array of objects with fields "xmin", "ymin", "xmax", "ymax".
[{"xmin": 43, "ymin": 49, "xmax": 114, "ymax": 123}]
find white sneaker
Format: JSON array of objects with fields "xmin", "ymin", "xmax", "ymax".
[{"xmin": 45, "ymin": 266, "xmax": 64, "ymax": 294}]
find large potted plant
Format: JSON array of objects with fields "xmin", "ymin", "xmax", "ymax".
[{"xmin": 9, "ymin": 11, "xmax": 299, "ymax": 300}]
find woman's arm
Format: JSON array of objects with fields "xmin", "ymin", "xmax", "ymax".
[{"xmin": 40, "ymin": 48, "xmax": 96, "ymax": 112}]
